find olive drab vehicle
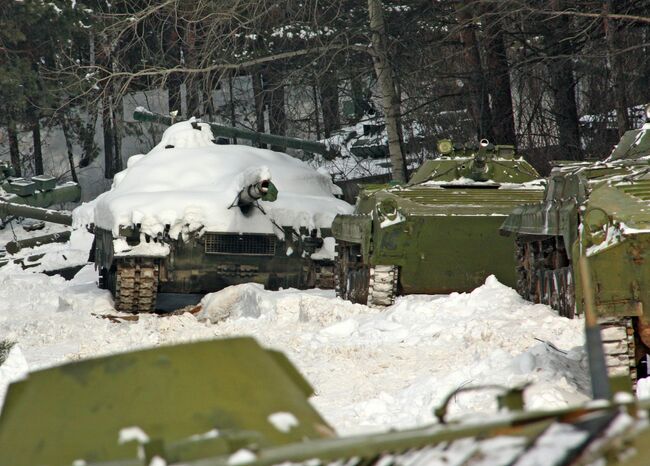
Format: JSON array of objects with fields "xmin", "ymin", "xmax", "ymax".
[
  {"xmin": 3, "ymin": 336, "xmax": 650, "ymax": 466},
  {"xmin": 0, "ymin": 162, "xmax": 80, "ymax": 217},
  {"xmin": 332, "ymin": 139, "xmax": 544, "ymax": 307},
  {"xmin": 92, "ymin": 113, "xmax": 351, "ymax": 313},
  {"xmin": 501, "ymin": 107, "xmax": 650, "ymax": 387},
  {"xmin": 1, "ymin": 164, "xmax": 81, "ymax": 267}
]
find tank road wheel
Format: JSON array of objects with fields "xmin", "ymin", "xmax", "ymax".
[
  {"xmin": 599, "ymin": 318, "xmax": 637, "ymax": 386},
  {"xmin": 114, "ymin": 258, "xmax": 160, "ymax": 313},
  {"xmin": 515, "ymin": 238, "xmax": 534, "ymax": 301},
  {"xmin": 367, "ymin": 265, "xmax": 399, "ymax": 307}
]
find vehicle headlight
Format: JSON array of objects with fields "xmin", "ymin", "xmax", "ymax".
[{"xmin": 377, "ymin": 198, "xmax": 398, "ymax": 220}]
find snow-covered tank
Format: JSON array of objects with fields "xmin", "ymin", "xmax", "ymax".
[{"xmin": 90, "ymin": 120, "xmax": 352, "ymax": 313}]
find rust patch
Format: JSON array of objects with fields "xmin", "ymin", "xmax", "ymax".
[
  {"xmin": 629, "ymin": 244, "xmax": 644, "ymax": 265},
  {"xmin": 638, "ymin": 317, "xmax": 650, "ymax": 349}
]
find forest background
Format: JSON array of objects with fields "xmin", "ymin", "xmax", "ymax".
[{"xmin": 2, "ymin": 0, "xmax": 649, "ymax": 191}]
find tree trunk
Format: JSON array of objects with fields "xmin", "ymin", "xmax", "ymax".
[
  {"xmin": 184, "ymin": 22, "xmax": 200, "ymax": 117},
  {"xmin": 112, "ymin": 97, "xmax": 123, "ymax": 174},
  {"xmin": 351, "ymin": 76, "xmax": 367, "ymax": 121},
  {"xmin": 312, "ymin": 84, "xmax": 322, "ymax": 140},
  {"xmin": 456, "ymin": 0, "xmax": 493, "ymax": 141},
  {"xmin": 61, "ymin": 115, "xmax": 79, "ymax": 183},
  {"xmin": 482, "ymin": 10, "xmax": 516, "ymax": 145},
  {"xmin": 265, "ymin": 66, "xmax": 287, "ymax": 152},
  {"xmin": 545, "ymin": 0, "xmax": 583, "ymax": 161},
  {"xmin": 166, "ymin": 26, "xmax": 182, "ymax": 117},
  {"xmin": 228, "ymin": 72, "xmax": 238, "ymax": 144},
  {"xmin": 102, "ymin": 94, "xmax": 116, "ymax": 179},
  {"xmin": 252, "ymin": 71, "xmax": 266, "ymax": 148},
  {"xmin": 31, "ymin": 113, "xmax": 43, "ymax": 176},
  {"xmin": 7, "ymin": 120, "xmax": 21, "ymax": 177},
  {"xmin": 368, "ymin": 0, "xmax": 407, "ymax": 183},
  {"xmin": 319, "ymin": 70, "xmax": 340, "ymax": 138},
  {"xmin": 168, "ymin": 75, "xmax": 183, "ymax": 117},
  {"xmin": 604, "ymin": 0, "xmax": 629, "ymax": 138}
]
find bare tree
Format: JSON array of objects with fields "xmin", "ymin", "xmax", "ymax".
[{"xmin": 367, "ymin": 0, "xmax": 407, "ymax": 182}]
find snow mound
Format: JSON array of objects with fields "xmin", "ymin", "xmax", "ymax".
[
  {"xmin": 0, "ymin": 262, "xmax": 589, "ymax": 434},
  {"xmin": 93, "ymin": 120, "xmax": 352, "ymax": 238},
  {"xmin": 198, "ymin": 276, "xmax": 588, "ymax": 433}
]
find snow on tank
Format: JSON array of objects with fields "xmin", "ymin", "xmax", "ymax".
[{"xmin": 93, "ymin": 119, "xmax": 352, "ymax": 240}]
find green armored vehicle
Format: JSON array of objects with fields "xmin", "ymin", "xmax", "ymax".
[
  {"xmin": 2, "ymin": 335, "xmax": 650, "ymax": 466},
  {"xmin": 332, "ymin": 139, "xmax": 543, "ymax": 306},
  {"xmin": 0, "ymin": 161, "xmax": 80, "ymax": 217},
  {"xmin": 501, "ymin": 109, "xmax": 650, "ymax": 385},
  {"xmin": 91, "ymin": 118, "xmax": 352, "ymax": 313}
]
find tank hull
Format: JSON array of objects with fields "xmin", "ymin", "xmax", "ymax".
[
  {"xmin": 333, "ymin": 141, "xmax": 543, "ymax": 306},
  {"xmin": 94, "ymin": 228, "xmax": 333, "ymax": 312}
]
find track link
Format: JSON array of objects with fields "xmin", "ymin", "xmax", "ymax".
[
  {"xmin": 335, "ymin": 241, "xmax": 369, "ymax": 304},
  {"xmin": 367, "ymin": 265, "xmax": 399, "ymax": 307},
  {"xmin": 114, "ymin": 258, "xmax": 159, "ymax": 313},
  {"xmin": 516, "ymin": 236, "xmax": 641, "ymax": 387},
  {"xmin": 599, "ymin": 317, "xmax": 637, "ymax": 385}
]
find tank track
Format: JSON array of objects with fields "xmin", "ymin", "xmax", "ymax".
[
  {"xmin": 114, "ymin": 258, "xmax": 159, "ymax": 313},
  {"xmin": 515, "ymin": 236, "xmax": 574, "ymax": 318},
  {"xmin": 599, "ymin": 317, "xmax": 637, "ymax": 385},
  {"xmin": 367, "ymin": 265, "xmax": 399, "ymax": 307},
  {"xmin": 516, "ymin": 236, "xmax": 640, "ymax": 386},
  {"xmin": 334, "ymin": 241, "xmax": 369, "ymax": 304}
]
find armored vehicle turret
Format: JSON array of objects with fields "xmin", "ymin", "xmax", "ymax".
[
  {"xmin": 501, "ymin": 108, "xmax": 650, "ymax": 386},
  {"xmin": 91, "ymin": 118, "xmax": 352, "ymax": 313},
  {"xmin": 332, "ymin": 140, "xmax": 543, "ymax": 306}
]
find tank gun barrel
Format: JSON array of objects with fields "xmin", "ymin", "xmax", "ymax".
[
  {"xmin": 133, "ymin": 108, "xmax": 338, "ymax": 159},
  {"xmin": 237, "ymin": 179, "xmax": 278, "ymax": 207},
  {"xmin": 0, "ymin": 201, "xmax": 73, "ymax": 226}
]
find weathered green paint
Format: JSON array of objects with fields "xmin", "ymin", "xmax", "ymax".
[
  {"xmin": 372, "ymin": 214, "xmax": 518, "ymax": 292},
  {"xmin": 1, "ymin": 182, "xmax": 80, "ymax": 211},
  {"xmin": 0, "ymin": 338, "xmax": 332, "ymax": 466},
  {"xmin": 334, "ymin": 141, "xmax": 543, "ymax": 296},
  {"xmin": 6, "ymin": 336, "xmax": 650, "ymax": 465},
  {"xmin": 501, "ymin": 122, "xmax": 650, "ymax": 318},
  {"xmin": 79, "ymin": 384, "xmax": 650, "ymax": 466}
]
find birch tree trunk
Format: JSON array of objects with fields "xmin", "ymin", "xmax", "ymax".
[{"xmin": 368, "ymin": 0, "xmax": 407, "ymax": 183}]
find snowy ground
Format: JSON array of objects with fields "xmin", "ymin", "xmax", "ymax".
[{"xmin": 0, "ymin": 228, "xmax": 590, "ymax": 435}]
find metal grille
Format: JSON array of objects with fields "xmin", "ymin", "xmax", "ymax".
[{"xmin": 204, "ymin": 233, "xmax": 276, "ymax": 256}]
